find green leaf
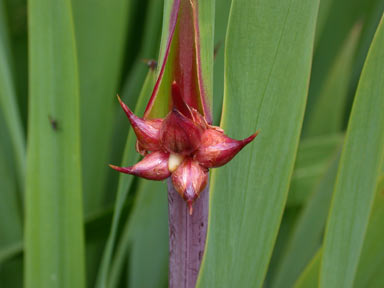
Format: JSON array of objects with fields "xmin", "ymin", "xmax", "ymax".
[
  {"xmin": 354, "ymin": 175, "xmax": 384, "ymax": 287},
  {"xmin": 143, "ymin": 0, "xmax": 179, "ymax": 119},
  {"xmin": 0, "ymin": 0, "xmax": 26, "ymax": 190},
  {"xmin": 96, "ymin": 69, "xmax": 157, "ymax": 288},
  {"xmin": 212, "ymin": 0, "xmax": 232, "ymax": 125},
  {"xmin": 0, "ymin": 200, "xmax": 129, "ymax": 267},
  {"xmin": 320, "ymin": 14, "xmax": 384, "ymax": 288},
  {"xmin": 0, "ymin": 126, "xmax": 23, "ymax": 249},
  {"xmin": 294, "ymin": 175, "xmax": 384, "ymax": 288},
  {"xmin": 273, "ymin": 153, "xmax": 340, "ymax": 288},
  {"xmin": 304, "ymin": 23, "xmax": 361, "ymax": 137},
  {"xmin": 71, "ymin": 0, "xmax": 131, "ymax": 214},
  {"xmin": 120, "ymin": 0, "xmax": 164, "ymax": 108},
  {"xmin": 196, "ymin": 0, "xmax": 215, "ymax": 118},
  {"xmin": 294, "ymin": 249, "xmax": 321, "ymax": 288},
  {"xmin": 265, "ymin": 206, "xmax": 301, "ymax": 286},
  {"xmin": 287, "ymin": 134, "xmax": 343, "ymax": 206},
  {"xmin": 0, "ymin": 256, "xmax": 23, "ymax": 288},
  {"xmin": 0, "ymin": 242, "xmax": 23, "ymax": 265},
  {"xmin": 108, "ymin": 180, "xmax": 168, "ymax": 288},
  {"xmin": 0, "ymin": 5, "xmax": 24, "ymax": 269},
  {"xmin": 25, "ymin": 0, "xmax": 85, "ymax": 287},
  {"xmin": 197, "ymin": 0, "xmax": 320, "ymax": 286},
  {"xmin": 304, "ymin": 0, "xmax": 373, "ymax": 122}
]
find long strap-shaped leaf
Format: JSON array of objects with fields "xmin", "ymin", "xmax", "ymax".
[
  {"xmin": 71, "ymin": 0, "xmax": 130, "ymax": 215},
  {"xmin": 96, "ymin": 70, "xmax": 157, "ymax": 288},
  {"xmin": 273, "ymin": 152, "xmax": 340, "ymax": 288},
  {"xmin": 320, "ymin": 14, "xmax": 384, "ymax": 288},
  {"xmin": 354, "ymin": 175, "xmax": 384, "ymax": 286},
  {"xmin": 295, "ymin": 175, "xmax": 384, "ymax": 287},
  {"xmin": 197, "ymin": 0, "xmax": 320, "ymax": 287},
  {"xmin": 0, "ymin": 0, "xmax": 23, "ymax": 253},
  {"xmin": 0, "ymin": 0, "xmax": 26, "ymax": 190},
  {"xmin": 25, "ymin": 0, "xmax": 85, "ymax": 287},
  {"xmin": 108, "ymin": 179, "xmax": 168, "ymax": 288}
]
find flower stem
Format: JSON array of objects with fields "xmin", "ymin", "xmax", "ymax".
[{"xmin": 167, "ymin": 177, "xmax": 209, "ymax": 288}]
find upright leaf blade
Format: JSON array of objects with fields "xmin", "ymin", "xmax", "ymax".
[
  {"xmin": 0, "ymin": 120, "xmax": 23, "ymax": 250},
  {"xmin": 71, "ymin": 0, "xmax": 130, "ymax": 215},
  {"xmin": 354, "ymin": 175, "xmax": 384, "ymax": 287},
  {"xmin": 197, "ymin": 0, "xmax": 320, "ymax": 286},
  {"xmin": 273, "ymin": 154, "xmax": 340, "ymax": 288},
  {"xmin": 287, "ymin": 134, "xmax": 343, "ymax": 206},
  {"xmin": 212, "ymin": 0, "xmax": 232, "ymax": 125},
  {"xmin": 96, "ymin": 70, "xmax": 157, "ymax": 288},
  {"xmin": 294, "ymin": 249, "xmax": 322, "ymax": 288},
  {"xmin": 0, "ymin": 0, "xmax": 26, "ymax": 189},
  {"xmin": 320, "ymin": 14, "xmax": 384, "ymax": 288},
  {"xmin": 25, "ymin": 0, "xmax": 85, "ymax": 287},
  {"xmin": 107, "ymin": 180, "xmax": 168, "ymax": 288},
  {"xmin": 304, "ymin": 0, "xmax": 372, "ymax": 122},
  {"xmin": 304, "ymin": 24, "xmax": 361, "ymax": 137},
  {"xmin": 0, "ymin": 0, "xmax": 23, "ymax": 252}
]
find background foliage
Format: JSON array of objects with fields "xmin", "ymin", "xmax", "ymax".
[{"xmin": 0, "ymin": 0, "xmax": 383, "ymax": 287}]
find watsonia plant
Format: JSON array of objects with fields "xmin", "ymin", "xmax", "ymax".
[{"xmin": 0, "ymin": 0, "xmax": 383, "ymax": 287}]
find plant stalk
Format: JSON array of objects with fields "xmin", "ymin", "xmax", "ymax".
[{"xmin": 167, "ymin": 177, "xmax": 209, "ymax": 288}]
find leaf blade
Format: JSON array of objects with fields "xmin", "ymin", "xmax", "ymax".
[
  {"xmin": 320, "ymin": 14, "xmax": 384, "ymax": 288},
  {"xmin": 25, "ymin": 0, "xmax": 85, "ymax": 286},
  {"xmin": 273, "ymin": 153, "xmax": 340, "ymax": 288},
  {"xmin": 197, "ymin": 0, "xmax": 320, "ymax": 286},
  {"xmin": 71, "ymin": 0, "xmax": 131, "ymax": 215},
  {"xmin": 96, "ymin": 70, "xmax": 157, "ymax": 288},
  {"xmin": 0, "ymin": 0, "xmax": 26, "ymax": 190},
  {"xmin": 354, "ymin": 175, "xmax": 384, "ymax": 287}
]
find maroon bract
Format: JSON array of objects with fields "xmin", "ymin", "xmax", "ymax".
[{"xmin": 110, "ymin": 81, "xmax": 259, "ymax": 214}]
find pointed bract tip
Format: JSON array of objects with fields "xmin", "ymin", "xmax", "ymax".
[
  {"xmin": 117, "ymin": 95, "xmax": 163, "ymax": 152},
  {"xmin": 117, "ymin": 95, "xmax": 134, "ymax": 117},
  {"xmin": 242, "ymin": 129, "xmax": 260, "ymax": 145},
  {"xmin": 109, "ymin": 164, "xmax": 131, "ymax": 174},
  {"xmin": 110, "ymin": 151, "xmax": 171, "ymax": 180},
  {"xmin": 109, "ymin": 164, "xmax": 117, "ymax": 170},
  {"xmin": 195, "ymin": 128, "xmax": 260, "ymax": 168}
]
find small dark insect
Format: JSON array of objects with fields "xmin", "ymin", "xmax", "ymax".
[
  {"xmin": 48, "ymin": 115, "xmax": 59, "ymax": 131},
  {"xmin": 141, "ymin": 58, "xmax": 158, "ymax": 71},
  {"xmin": 214, "ymin": 41, "xmax": 222, "ymax": 59}
]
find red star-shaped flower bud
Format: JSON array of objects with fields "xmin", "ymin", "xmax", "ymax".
[{"xmin": 110, "ymin": 81, "xmax": 259, "ymax": 214}]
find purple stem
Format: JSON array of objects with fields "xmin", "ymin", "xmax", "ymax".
[{"xmin": 167, "ymin": 177, "xmax": 209, "ymax": 288}]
